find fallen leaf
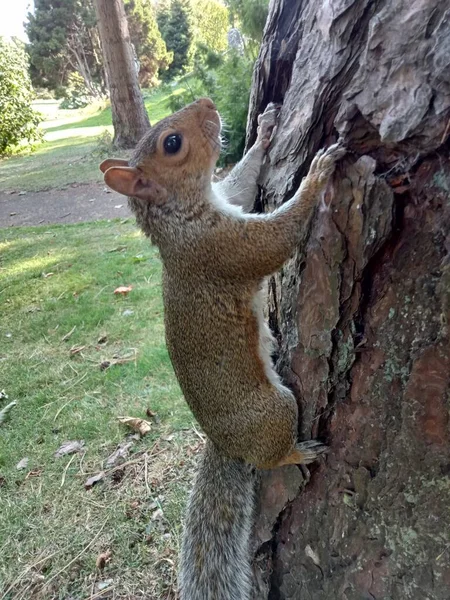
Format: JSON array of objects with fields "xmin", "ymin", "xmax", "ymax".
[
  {"xmin": 55, "ymin": 440, "xmax": 85, "ymax": 458},
  {"xmin": 69, "ymin": 345, "xmax": 85, "ymax": 355},
  {"xmin": 84, "ymin": 471, "xmax": 105, "ymax": 490},
  {"xmin": 16, "ymin": 457, "xmax": 29, "ymax": 470},
  {"xmin": 100, "ymin": 355, "xmax": 135, "ymax": 370},
  {"xmin": 25, "ymin": 469, "xmax": 43, "ymax": 479},
  {"xmin": 96, "ymin": 579, "xmax": 114, "ymax": 591},
  {"xmin": 151, "ymin": 508, "xmax": 164, "ymax": 520},
  {"xmin": 146, "ymin": 408, "xmax": 157, "ymax": 418},
  {"xmin": 0, "ymin": 390, "xmax": 8, "ymax": 400},
  {"xmin": 105, "ymin": 441, "xmax": 133, "ymax": 467},
  {"xmin": 117, "ymin": 416, "xmax": 151, "ymax": 436},
  {"xmin": 122, "ymin": 309, "xmax": 134, "ymax": 317},
  {"xmin": 114, "ymin": 285, "xmax": 132, "ymax": 295},
  {"xmin": 42, "ymin": 272, "xmax": 54, "ymax": 278},
  {"xmin": 96, "ymin": 549, "xmax": 112, "ymax": 571},
  {"xmin": 97, "ymin": 334, "xmax": 108, "ymax": 344},
  {"xmin": 107, "ymin": 245, "xmax": 127, "ymax": 253}
]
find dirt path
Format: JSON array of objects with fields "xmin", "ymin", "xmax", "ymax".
[{"xmin": 0, "ymin": 182, "xmax": 131, "ymax": 228}]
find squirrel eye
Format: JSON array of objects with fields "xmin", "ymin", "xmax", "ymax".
[{"xmin": 163, "ymin": 133, "xmax": 183, "ymax": 155}]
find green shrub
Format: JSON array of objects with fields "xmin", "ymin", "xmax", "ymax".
[
  {"xmin": 34, "ymin": 87, "xmax": 54, "ymax": 100},
  {"xmin": 0, "ymin": 38, "xmax": 42, "ymax": 156},
  {"xmin": 59, "ymin": 73, "xmax": 90, "ymax": 110},
  {"xmin": 210, "ymin": 52, "xmax": 253, "ymax": 163},
  {"xmin": 91, "ymin": 129, "xmax": 115, "ymax": 158}
]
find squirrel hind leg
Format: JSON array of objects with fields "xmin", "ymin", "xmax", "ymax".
[{"xmin": 269, "ymin": 440, "xmax": 328, "ymax": 468}]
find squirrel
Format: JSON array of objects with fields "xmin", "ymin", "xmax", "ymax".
[{"xmin": 100, "ymin": 98, "xmax": 345, "ymax": 600}]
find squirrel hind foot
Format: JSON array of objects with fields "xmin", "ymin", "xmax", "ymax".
[{"xmin": 273, "ymin": 440, "xmax": 328, "ymax": 468}]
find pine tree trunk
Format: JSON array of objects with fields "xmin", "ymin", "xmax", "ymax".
[
  {"xmin": 247, "ymin": 1, "xmax": 450, "ymax": 598},
  {"xmin": 94, "ymin": 0, "xmax": 150, "ymax": 148}
]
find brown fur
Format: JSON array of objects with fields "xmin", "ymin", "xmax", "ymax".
[{"xmin": 100, "ymin": 98, "xmax": 345, "ymax": 598}]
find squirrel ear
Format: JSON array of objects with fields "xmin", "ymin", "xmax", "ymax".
[
  {"xmin": 99, "ymin": 158, "xmax": 129, "ymax": 173},
  {"xmin": 104, "ymin": 166, "xmax": 168, "ymax": 203}
]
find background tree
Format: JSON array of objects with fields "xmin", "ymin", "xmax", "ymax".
[
  {"xmin": 26, "ymin": 0, "xmax": 105, "ymax": 97},
  {"xmin": 124, "ymin": 0, "xmax": 173, "ymax": 87},
  {"xmin": 192, "ymin": 0, "xmax": 229, "ymax": 54},
  {"xmin": 157, "ymin": 0, "xmax": 194, "ymax": 80},
  {"xmin": 246, "ymin": 0, "xmax": 450, "ymax": 598},
  {"xmin": 226, "ymin": 0, "xmax": 268, "ymax": 46},
  {"xmin": 0, "ymin": 38, "xmax": 42, "ymax": 156},
  {"xmin": 94, "ymin": 0, "xmax": 150, "ymax": 148}
]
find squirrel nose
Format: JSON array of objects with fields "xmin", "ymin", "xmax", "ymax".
[{"xmin": 197, "ymin": 98, "xmax": 216, "ymax": 111}]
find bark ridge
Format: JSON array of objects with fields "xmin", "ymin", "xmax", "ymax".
[{"xmin": 248, "ymin": 1, "xmax": 450, "ymax": 598}]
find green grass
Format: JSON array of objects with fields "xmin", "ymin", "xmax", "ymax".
[
  {"xmin": 0, "ymin": 220, "xmax": 199, "ymax": 599},
  {"xmin": 0, "ymin": 84, "xmax": 188, "ymax": 193}
]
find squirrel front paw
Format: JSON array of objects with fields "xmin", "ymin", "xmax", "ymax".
[
  {"xmin": 257, "ymin": 103, "xmax": 281, "ymax": 149},
  {"xmin": 308, "ymin": 140, "xmax": 346, "ymax": 185}
]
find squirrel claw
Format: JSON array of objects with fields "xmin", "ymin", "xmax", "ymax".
[
  {"xmin": 257, "ymin": 103, "xmax": 281, "ymax": 148},
  {"xmin": 295, "ymin": 440, "xmax": 329, "ymax": 464}
]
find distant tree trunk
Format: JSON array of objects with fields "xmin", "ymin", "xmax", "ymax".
[
  {"xmin": 247, "ymin": 1, "xmax": 450, "ymax": 598},
  {"xmin": 94, "ymin": 0, "xmax": 150, "ymax": 148}
]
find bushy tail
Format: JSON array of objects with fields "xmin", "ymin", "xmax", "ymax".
[{"xmin": 179, "ymin": 440, "xmax": 256, "ymax": 600}]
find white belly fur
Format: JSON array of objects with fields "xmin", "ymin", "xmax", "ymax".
[{"xmin": 252, "ymin": 284, "xmax": 290, "ymax": 393}]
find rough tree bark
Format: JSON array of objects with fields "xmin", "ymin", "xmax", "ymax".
[
  {"xmin": 247, "ymin": 1, "xmax": 450, "ymax": 598},
  {"xmin": 94, "ymin": 0, "xmax": 150, "ymax": 148}
]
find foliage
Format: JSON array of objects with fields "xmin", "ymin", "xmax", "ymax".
[
  {"xmin": 92, "ymin": 128, "xmax": 114, "ymax": 158},
  {"xmin": 192, "ymin": 0, "xmax": 229, "ymax": 54},
  {"xmin": 226, "ymin": 0, "xmax": 269, "ymax": 46},
  {"xmin": 124, "ymin": 0, "xmax": 173, "ymax": 87},
  {"xmin": 211, "ymin": 53, "xmax": 253, "ymax": 162},
  {"xmin": 158, "ymin": 0, "xmax": 195, "ymax": 80},
  {"xmin": 25, "ymin": 0, "xmax": 105, "ymax": 96},
  {"xmin": 0, "ymin": 38, "xmax": 42, "ymax": 156},
  {"xmin": 59, "ymin": 72, "xmax": 90, "ymax": 109},
  {"xmin": 34, "ymin": 87, "xmax": 55, "ymax": 100}
]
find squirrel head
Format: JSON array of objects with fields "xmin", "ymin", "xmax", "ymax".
[{"xmin": 99, "ymin": 98, "xmax": 221, "ymax": 211}]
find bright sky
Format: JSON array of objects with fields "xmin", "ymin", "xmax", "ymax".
[{"xmin": 0, "ymin": 0, "xmax": 34, "ymax": 41}]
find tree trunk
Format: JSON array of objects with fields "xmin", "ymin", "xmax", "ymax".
[
  {"xmin": 94, "ymin": 0, "xmax": 150, "ymax": 148},
  {"xmin": 247, "ymin": 1, "xmax": 450, "ymax": 598}
]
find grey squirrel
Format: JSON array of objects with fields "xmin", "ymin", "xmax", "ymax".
[{"xmin": 100, "ymin": 98, "xmax": 345, "ymax": 599}]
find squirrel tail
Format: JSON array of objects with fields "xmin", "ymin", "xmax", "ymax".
[{"xmin": 179, "ymin": 440, "xmax": 256, "ymax": 600}]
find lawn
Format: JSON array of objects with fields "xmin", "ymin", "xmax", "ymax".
[
  {"xmin": 0, "ymin": 84, "xmax": 189, "ymax": 193},
  {"xmin": 0, "ymin": 220, "xmax": 199, "ymax": 599}
]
